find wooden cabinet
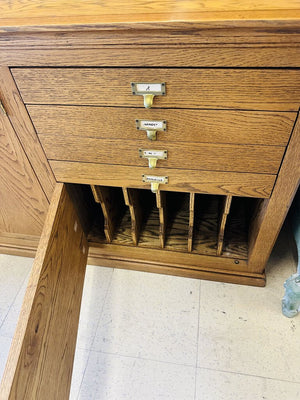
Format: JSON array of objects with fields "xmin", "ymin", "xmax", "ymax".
[{"xmin": 0, "ymin": 1, "xmax": 300, "ymax": 398}]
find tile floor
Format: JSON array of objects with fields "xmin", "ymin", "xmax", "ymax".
[{"xmin": 0, "ymin": 226, "xmax": 299, "ymax": 399}]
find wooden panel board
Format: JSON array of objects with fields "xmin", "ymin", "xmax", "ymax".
[
  {"xmin": 50, "ymin": 160, "xmax": 276, "ymax": 198},
  {"xmin": 88, "ymin": 248, "xmax": 265, "ymax": 287},
  {"xmin": 156, "ymin": 190, "xmax": 166, "ymax": 248},
  {"xmin": 2, "ymin": 46, "xmax": 300, "ymax": 68},
  {"xmin": 0, "ymin": 67, "xmax": 55, "ymax": 201},
  {"xmin": 28, "ymin": 105, "xmax": 295, "ymax": 146},
  {"xmin": 12, "ymin": 68, "xmax": 300, "ymax": 111},
  {"xmin": 39, "ymin": 135, "xmax": 285, "ymax": 174},
  {"xmin": 248, "ymin": 114, "xmax": 300, "ymax": 273},
  {"xmin": 0, "ymin": 183, "xmax": 88, "ymax": 400},
  {"xmin": 0, "ymin": 101, "xmax": 49, "ymax": 236},
  {"xmin": 0, "ymin": 0, "xmax": 299, "ymax": 32}
]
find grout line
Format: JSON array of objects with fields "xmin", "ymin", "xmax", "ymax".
[
  {"xmin": 194, "ymin": 280, "xmax": 202, "ymax": 400},
  {"xmin": 86, "ymin": 348, "xmax": 196, "ymax": 369},
  {"xmin": 196, "ymin": 366, "xmax": 300, "ymax": 385}
]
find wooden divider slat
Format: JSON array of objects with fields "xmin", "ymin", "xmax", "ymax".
[
  {"xmin": 90, "ymin": 185, "xmax": 124, "ymax": 243},
  {"xmin": 122, "ymin": 188, "xmax": 143, "ymax": 245},
  {"xmin": 217, "ymin": 195, "xmax": 233, "ymax": 256},
  {"xmin": 188, "ymin": 193, "xmax": 195, "ymax": 252},
  {"xmin": 156, "ymin": 190, "xmax": 167, "ymax": 248}
]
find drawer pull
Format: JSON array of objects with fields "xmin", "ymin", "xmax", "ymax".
[
  {"xmin": 136, "ymin": 119, "xmax": 167, "ymax": 141},
  {"xmin": 139, "ymin": 149, "xmax": 167, "ymax": 169},
  {"xmin": 131, "ymin": 82, "xmax": 166, "ymax": 108},
  {"xmin": 142, "ymin": 174, "xmax": 168, "ymax": 193}
]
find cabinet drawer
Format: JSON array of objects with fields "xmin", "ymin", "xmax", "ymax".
[
  {"xmin": 28, "ymin": 105, "xmax": 295, "ymax": 146},
  {"xmin": 12, "ymin": 68, "xmax": 300, "ymax": 111},
  {"xmin": 40, "ymin": 135, "xmax": 285, "ymax": 174},
  {"xmin": 49, "ymin": 160, "xmax": 276, "ymax": 198}
]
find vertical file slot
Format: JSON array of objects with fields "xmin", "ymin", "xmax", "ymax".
[
  {"xmin": 156, "ymin": 190, "xmax": 167, "ymax": 248},
  {"xmin": 138, "ymin": 189, "xmax": 160, "ymax": 248},
  {"xmin": 222, "ymin": 197, "xmax": 255, "ymax": 259},
  {"xmin": 90, "ymin": 185, "xmax": 126, "ymax": 243},
  {"xmin": 217, "ymin": 195, "xmax": 232, "ymax": 256},
  {"xmin": 164, "ymin": 192, "xmax": 190, "ymax": 251},
  {"xmin": 188, "ymin": 193, "xmax": 195, "ymax": 252},
  {"xmin": 193, "ymin": 194, "xmax": 219, "ymax": 255},
  {"xmin": 123, "ymin": 187, "xmax": 143, "ymax": 245}
]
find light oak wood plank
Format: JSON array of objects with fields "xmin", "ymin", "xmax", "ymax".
[
  {"xmin": 2, "ymin": 46, "xmax": 300, "ymax": 67},
  {"xmin": 12, "ymin": 68, "xmax": 300, "ymax": 111},
  {"xmin": 0, "ymin": 103, "xmax": 49, "ymax": 235},
  {"xmin": 50, "ymin": 160, "xmax": 276, "ymax": 198},
  {"xmin": 248, "ymin": 114, "xmax": 300, "ymax": 273},
  {"xmin": 0, "ymin": 67, "xmax": 55, "ymax": 201},
  {"xmin": 0, "ymin": 183, "xmax": 88, "ymax": 400},
  {"xmin": 29, "ymin": 106, "xmax": 295, "ymax": 146},
  {"xmin": 0, "ymin": 0, "xmax": 299, "ymax": 32},
  {"xmin": 39, "ymin": 134, "xmax": 285, "ymax": 174}
]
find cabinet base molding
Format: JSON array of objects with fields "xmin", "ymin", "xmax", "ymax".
[
  {"xmin": 0, "ymin": 232, "xmax": 265, "ymax": 287},
  {"xmin": 0, "ymin": 232, "xmax": 40, "ymax": 258},
  {"xmin": 88, "ymin": 247, "xmax": 266, "ymax": 287}
]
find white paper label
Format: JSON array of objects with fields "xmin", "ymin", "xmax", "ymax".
[
  {"xmin": 143, "ymin": 175, "xmax": 168, "ymax": 183},
  {"xmin": 142, "ymin": 150, "xmax": 165, "ymax": 158},
  {"xmin": 136, "ymin": 83, "xmax": 162, "ymax": 93},
  {"xmin": 140, "ymin": 120, "xmax": 164, "ymax": 130}
]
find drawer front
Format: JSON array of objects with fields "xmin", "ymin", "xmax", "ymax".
[
  {"xmin": 12, "ymin": 68, "xmax": 300, "ymax": 111},
  {"xmin": 50, "ymin": 160, "xmax": 276, "ymax": 199},
  {"xmin": 39, "ymin": 135, "xmax": 285, "ymax": 174},
  {"xmin": 28, "ymin": 105, "xmax": 295, "ymax": 146}
]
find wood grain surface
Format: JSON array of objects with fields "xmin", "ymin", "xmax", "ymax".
[
  {"xmin": 0, "ymin": 67, "xmax": 55, "ymax": 201},
  {"xmin": 50, "ymin": 160, "xmax": 276, "ymax": 198},
  {"xmin": 0, "ymin": 0, "xmax": 299, "ymax": 31},
  {"xmin": 0, "ymin": 101, "xmax": 49, "ymax": 235},
  {"xmin": 248, "ymin": 114, "xmax": 300, "ymax": 273},
  {"xmin": 28, "ymin": 105, "xmax": 295, "ymax": 146},
  {"xmin": 12, "ymin": 68, "xmax": 300, "ymax": 111},
  {"xmin": 0, "ymin": 183, "xmax": 88, "ymax": 399},
  {"xmin": 39, "ymin": 135, "xmax": 285, "ymax": 175}
]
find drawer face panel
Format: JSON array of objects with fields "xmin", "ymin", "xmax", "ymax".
[
  {"xmin": 12, "ymin": 68, "xmax": 300, "ymax": 111},
  {"xmin": 28, "ymin": 105, "xmax": 295, "ymax": 146},
  {"xmin": 39, "ymin": 135, "xmax": 285, "ymax": 174},
  {"xmin": 50, "ymin": 160, "xmax": 276, "ymax": 198}
]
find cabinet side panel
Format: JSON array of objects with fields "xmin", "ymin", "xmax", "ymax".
[
  {"xmin": 0, "ymin": 106, "xmax": 49, "ymax": 236},
  {"xmin": 248, "ymin": 113, "xmax": 300, "ymax": 273}
]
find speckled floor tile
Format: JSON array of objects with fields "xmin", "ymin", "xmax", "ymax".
[
  {"xmin": 76, "ymin": 265, "xmax": 113, "ymax": 350},
  {"xmin": 78, "ymin": 351, "xmax": 196, "ymax": 400},
  {"xmin": 195, "ymin": 368, "xmax": 300, "ymax": 400},
  {"xmin": 92, "ymin": 268, "xmax": 200, "ymax": 365},
  {"xmin": 197, "ymin": 228, "xmax": 300, "ymax": 382}
]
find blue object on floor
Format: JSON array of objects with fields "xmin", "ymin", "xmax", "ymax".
[{"xmin": 282, "ymin": 188, "xmax": 300, "ymax": 318}]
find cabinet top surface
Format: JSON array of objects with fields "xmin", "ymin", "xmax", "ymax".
[{"xmin": 1, "ymin": 0, "xmax": 300, "ymax": 31}]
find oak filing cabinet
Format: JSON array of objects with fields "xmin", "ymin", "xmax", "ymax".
[{"xmin": 0, "ymin": 1, "xmax": 300, "ymax": 398}]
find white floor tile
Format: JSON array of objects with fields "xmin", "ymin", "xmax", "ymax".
[
  {"xmin": 92, "ymin": 268, "xmax": 200, "ymax": 365},
  {"xmin": 69, "ymin": 347, "xmax": 90, "ymax": 400},
  {"xmin": 197, "ymin": 231, "xmax": 300, "ymax": 382},
  {"xmin": 0, "ymin": 255, "xmax": 32, "ymax": 327},
  {"xmin": 78, "ymin": 351, "xmax": 195, "ymax": 400},
  {"xmin": 0, "ymin": 270, "xmax": 30, "ymax": 338},
  {"xmin": 196, "ymin": 368, "xmax": 300, "ymax": 400},
  {"xmin": 0, "ymin": 335, "xmax": 12, "ymax": 381},
  {"xmin": 76, "ymin": 265, "xmax": 113, "ymax": 350}
]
